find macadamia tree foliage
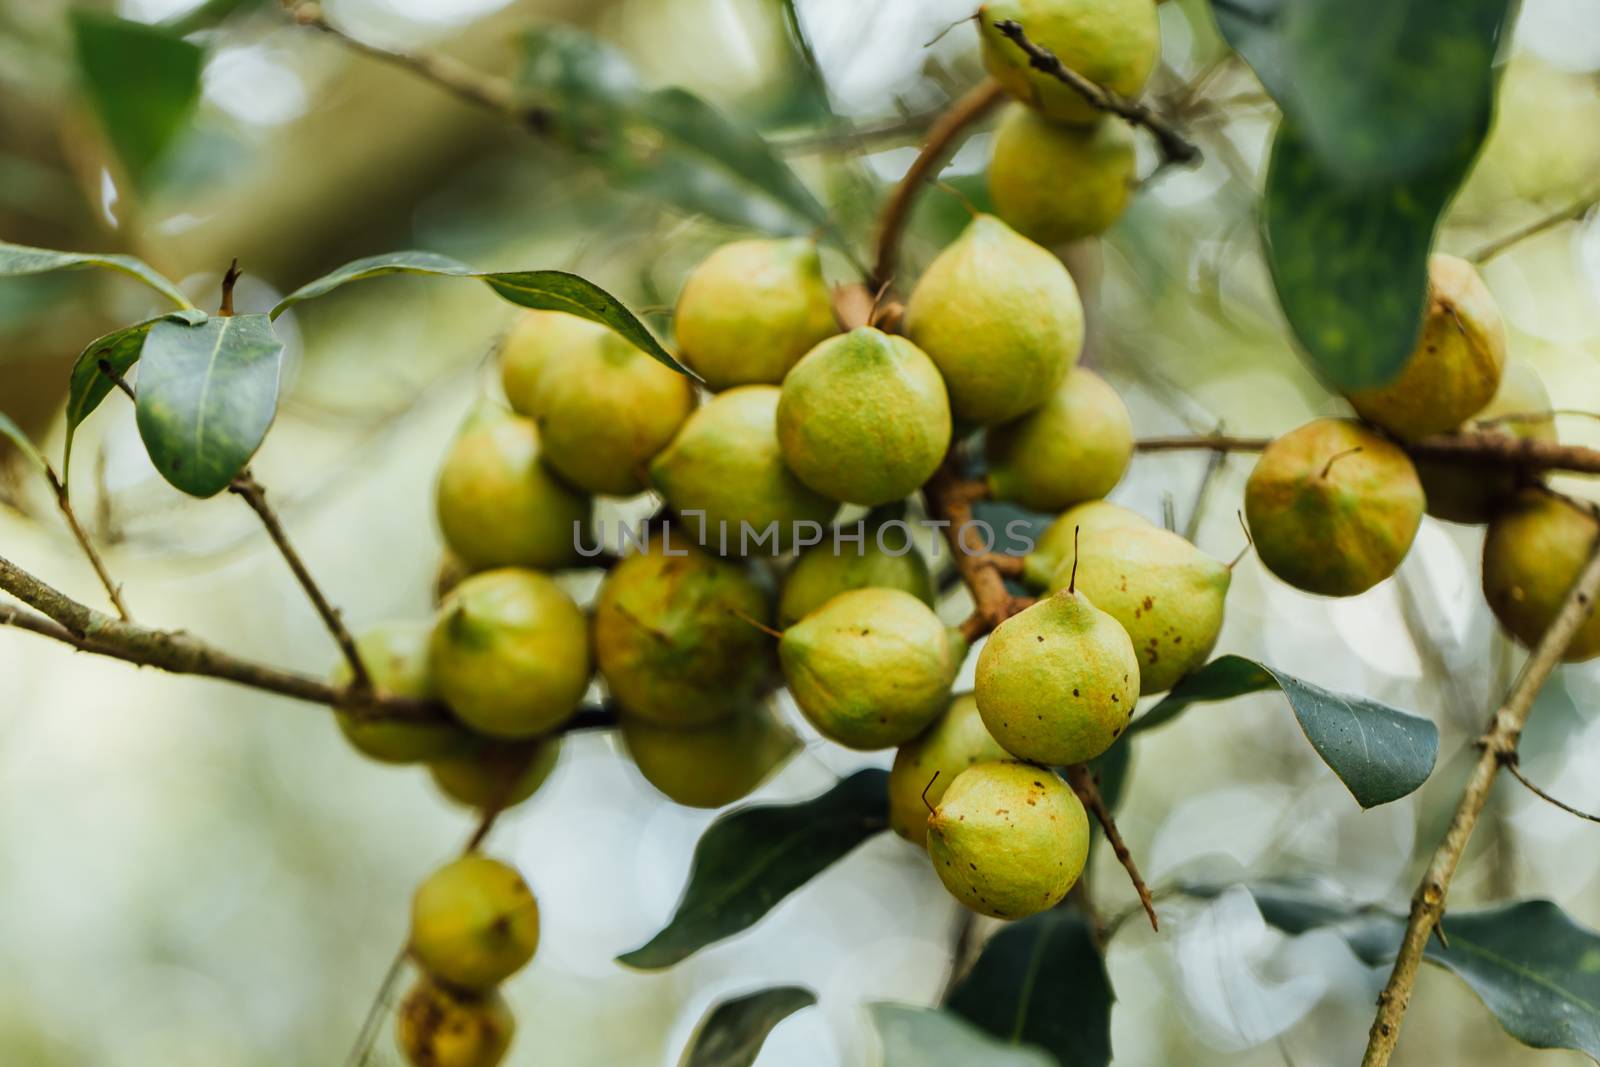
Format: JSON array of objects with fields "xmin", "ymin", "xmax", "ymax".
[{"xmin": 0, "ymin": 1, "xmax": 1597, "ymax": 1065}]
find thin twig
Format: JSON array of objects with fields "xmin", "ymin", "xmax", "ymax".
[
  {"xmin": 1361, "ymin": 531, "xmax": 1600, "ymax": 1066},
  {"xmin": 40, "ymin": 462, "xmax": 130, "ymax": 619},
  {"xmin": 283, "ymin": 1, "xmax": 548, "ymax": 133},
  {"xmin": 1503, "ymin": 758, "xmax": 1600, "ymax": 825},
  {"xmin": 229, "ymin": 471, "xmax": 373, "ymax": 693},
  {"xmin": 871, "ymin": 78, "xmax": 1007, "ymax": 289},
  {"xmin": 1135, "ymin": 432, "xmax": 1600, "ymax": 476},
  {"xmin": 991, "ymin": 19, "xmax": 1199, "ymax": 167},
  {"xmin": 1469, "ymin": 197, "xmax": 1598, "ymax": 263},
  {"xmin": 1065, "ymin": 762, "xmax": 1157, "ymax": 931}
]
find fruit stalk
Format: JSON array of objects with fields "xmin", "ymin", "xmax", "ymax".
[
  {"xmin": 922, "ymin": 460, "xmax": 1034, "ymax": 641},
  {"xmin": 1360, "ymin": 526, "xmax": 1600, "ymax": 1067},
  {"xmin": 870, "ymin": 79, "xmax": 1008, "ymax": 290},
  {"xmin": 988, "ymin": 18, "xmax": 1199, "ymax": 166},
  {"xmin": 1064, "ymin": 762, "xmax": 1157, "ymax": 931}
]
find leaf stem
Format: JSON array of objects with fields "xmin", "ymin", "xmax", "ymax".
[
  {"xmin": 1360, "ymin": 527, "xmax": 1600, "ymax": 1066},
  {"xmin": 1469, "ymin": 196, "xmax": 1598, "ymax": 263}
]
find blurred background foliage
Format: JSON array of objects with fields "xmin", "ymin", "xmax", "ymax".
[{"xmin": 0, "ymin": 0, "xmax": 1598, "ymax": 1064}]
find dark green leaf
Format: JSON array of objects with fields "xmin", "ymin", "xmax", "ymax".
[
  {"xmin": 0, "ymin": 412, "xmax": 48, "ymax": 475},
  {"xmin": 1213, "ymin": 0, "xmax": 1510, "ymax": 183},
  {"xmin": 270, "ymin": 251, "xmax": 690, "ymax": 376},
  {"xmin": 0, "ymin": 240, "xmax": 193, "ymax": 309},
  {"xmin": 1261, "ymin": 119, "xmax": 1481, "ymax": 390},
  {"xmin": 63, "ymin": 310, "xmax": 209, "ymax": 478},
  {"xmin": 1132, "ymin": 655, "xmax": 1437, "ymax": 807},
  {"xmin": 678, "ymin": 986, "xmax": 816, "ymax": 1067},
  {"xmin": 1201, "ymin": 882, "xmax": 1600, "ymax": 1059},
  {"xmin": 617, "ymin": 769, "xmax": 890, "ymax": 969},
  {"xmin": 871, "ymin": 1004, "xmax": 1057, "ymax": 1067},
  {"xmin": 135, "ymin": 314, "xmax": 284, "ymax": 497},
  {"xmin": 70, "ymin": 12, "xmax": 202, "ymax": 189},
  {"xmin": 947, "ymin": 909, "xmax": 1112, "ymax": 1066},
  {"xmin": 1216, "ymin": 0, "xmax": 1513, "ymax": 391}
]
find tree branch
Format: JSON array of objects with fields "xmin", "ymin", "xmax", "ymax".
[
  {"xmin": 1470, "ymin": 196, "xmax": 1598, "ymax": 263},
  {"xmin": 1134, "ymin": 431, "xmax": 1600, "ymax": 476},
  {"xmin": 990, "ymin": 19, "xmax": 1200, "ymax": 168},
  {"xmin": 1066, "ymin": 762, "xmax": 1158, "ymax": 932},
  {"xmin": 283, "ymin": 1, "xmax": 549, "ymax": 134},
  {"xmin": 1361, "ymin": 529, "xmax": 1600, "ymax": 1066},
  {"xmin": 1503, "ymin": 757, "xmax": 1600, "ymax": 825},
  {"xmin": 871, "ymin": 78, "xmax": 1007, "ymax": 289},
  {"xmin": 229, "ymin": 470, "xmax": 373, "ymax": 692},
  {"xmin": 922, "ymin": 461, "xmax": 1034, "ymax": 642}
]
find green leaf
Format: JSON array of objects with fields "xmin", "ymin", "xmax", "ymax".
[
  {"xmin": 69, "ymin": 11, "xmax": 203, "ymax": 190},
  {"xmin": 63, "ymin": 310, "xmax": 209, "ymax": 479},
  {"xmin": 1213, "ymin": 0, "xmax": 1510, "ymax": 183},
  {"xmin": 1214, "ymin": 0, "xmax": 1513, "ymax": 391},
  {"xmin": 270, "ymin": 251, "xmax": 691, "ymax": 377},
  {"xmin": 1199, "ymin": 882, "xmax": 1600, "ymax": 1059},
  {"xmin": 0, "ymin": 412, "xmax": 48, "ymax": 475},
  {"xmin": 515, "ymin": 25, "xmax": 827, "ymax": 236},
  {"xmin": 678, "ymin": 986, "xmax": 816, "ymax": 1067},
  {"xmin": 0, "ymin": 240, "xmax": 194, "ymax": 310},
  {"xmin": 871, "ymin": 1004, "xmax": 1057, "ymax": 1067},
  {"xmin": 634, "ymin": 87, "xmax": 830, "ymax": 230},
  {"xmin": 1261, "ymin": 119, "xmax": 1482, "ymax": 391},
  {"xmin": 617, "ymin": 769, "xmax": 889, "ymax": 969},
  {"xmin": 947, "ymin": 909, "xmax": 1112, "ymax": 1066},
  {"xmin": 135, "ymin": 314, "xmax": 284, "ymax": 497},
  {"xmin": 1133, "ymin": 655, "xmax": 1437, "ymax": 807}
]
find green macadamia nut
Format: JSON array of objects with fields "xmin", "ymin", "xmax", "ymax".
[
  {"xmin": 888, "ymin": 693, "xmax": 1011, "ymax": 845},
  {"xmin": 986, "ymin": 367, "xmax": 1133, "ymax": 512},
  {"xmin": 498, "ymin": 310, "xmax": 695, "ymax": 496},
  {"xmin": 1244, "ymin": 418, "xmax": 1424, "ymax": 597},
  {"xmin": 976, "ymin": 586, "xmax": 1139, "ymax": 765},
  {"xmin": 780, "ymin": 588, "xmax": 963, "ymax": 750},
  {"xmin": 593, "ymin": 539, "xmax": 775, "ymax": 728},
  {"xmin": 672, "ymin": 238, "xmax": 838, "ymax": 391},
  {"xmin": 332, "ymin": 622, "xmax": 473, "ymax": 764},
  {"xmin": 435, "ymin": 413, "xmax": 590, "ymax": 571},
  {"xmin": 429, "ymin": 568, "xmax": 591, "ymax": 738},
  {"xmin": 904, "ymin": 215, "xmax": 1084, "ymax": 425},
  {"xmin": 410, "ymin": 855, "xmax": 540, "ymax": 991},
  {"xmin": 776, "ymin": 327, "xmax": 951, "ymax": 506},
  {"xmin": 926, "ymin": 760, "xmax": 1090, "ymax": 919}
]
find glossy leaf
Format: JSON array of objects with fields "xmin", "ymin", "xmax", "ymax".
[
  {"xmin": 270, "ymin": 251, "xmax": 690, "ymax": 376},
  {"xmin": 0, "ymin": 412, "xmax": 48, "ymax": 475},
  {"xmin": 0, "ymin": 240, "xmax": 193, "ymax": 309},
  {"xmin": 678, "ymin": 986, "xmax": 816, "ymax": 1067},
  {"xmin": 1134, "ymin": 655, "xmax": 1437, "ymax": 807},
  {"xmin": 872, "ymin": 1004, "xmax": 1057, "ymax": 1067},
  {"xmin": 70, "ymin": 12, "xmax": 203, "ymax": 189},
  {"xmin": 617, "ymin": 769, "xmax": 889, "ymax": 969},
  {"xmin": 135, "ymin": 314, "xmax": 284, "ymax": 497},
  {"xmin": 63, "ymin": 310, "xmax": 209, "ymax": 478},
  {"xmin": 1261, "ymin": 119, "xmax": 1481, "ymax": 391},
  {"xmin": 1203, "ymin": 882, "xmax": 1600, "ymax": 1059},
  {"xmin": 947, "ymin": 909, "xmax": 1113, "ymax": 1066},
  {"xmin": 1214, "ymin": 0, "xmax": 1510, "ymax": 183}
]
